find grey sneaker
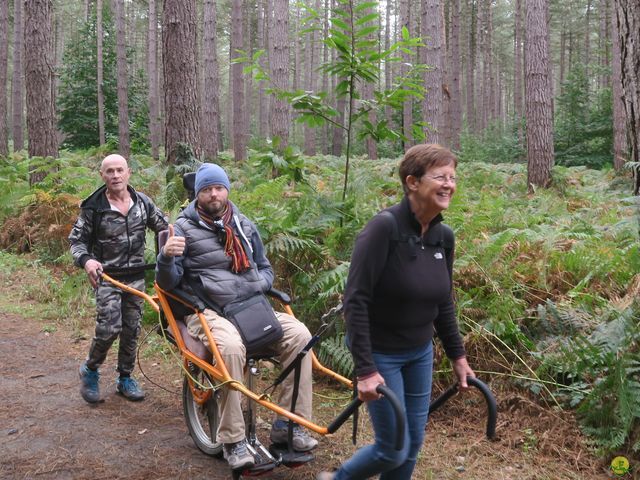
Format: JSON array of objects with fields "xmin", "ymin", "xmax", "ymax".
[
  {"xmin": 270, "ymin": 420, "xmax": 318, "ymax": 452},
  {"xmin": 317, "ymin": 473, "xmax": 336, "ymax": 480},
  {"xmin": 79, "ymin": 362, "xmax": 100, "ymax": 404},
  {"xmin": 116, "ymin": 376, "xmax": 145, "ymax": 401},
  {"xmin": 223, "ymin": 439, "xmax": 255, "ymax": 470}
]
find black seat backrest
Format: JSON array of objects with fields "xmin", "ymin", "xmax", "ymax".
[{"xmin": 183, "ymin": 172, "xmax": 196, "ymax": 201}]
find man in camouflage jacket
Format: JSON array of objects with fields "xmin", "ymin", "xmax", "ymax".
[{"xmin": 69, "ymin": 154, "xmax": 168, "ymax": 404}]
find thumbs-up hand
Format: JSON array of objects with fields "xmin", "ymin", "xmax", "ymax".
[{"xmin": 163, "ymin": 224, "xmax": 186, "ymax": 257}]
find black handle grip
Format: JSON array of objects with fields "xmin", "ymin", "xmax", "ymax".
[
  {"xmin": 428, "ymin": 376, "xmax": 497, "ymax": 440},
  {"xmin": 327, "ymin": 385, "xmax": 406, "ymax": 451}
]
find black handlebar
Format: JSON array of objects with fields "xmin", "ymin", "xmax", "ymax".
[
  {"xmin": 327, "ymin": 384, "xmax": 406, "ymax": 451},
  {"xmin": 428, "ymin": 376, "xmax": 497, "ymax": 440}
]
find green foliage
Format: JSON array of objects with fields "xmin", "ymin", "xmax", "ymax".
[
  {"xmin": 536, "ymin": 303, "xmax": 640, "ymax": 454},
  {"xmin": 458, "ymin": 122, "xmax": 525, "ymax": 164},
  {"xmin": 246, "ymin": 0, "xmax": 424, "ymax": 206},
  {"xmin": 555, "ymin": 65, "xmax": 614, "ymax": 169},
  {"xmin": 316, "ymin": 332, "xmax": 354, "ymax": 379},
  {"xmin": 57, "ymin": 4, "xmax": 118, "ymax": 149}
]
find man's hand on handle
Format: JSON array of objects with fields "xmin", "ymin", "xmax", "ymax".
[
  {"xmin": 162, "ymin": 224, "xmax": 186, "ymax": 258},
  {"xmin": 84, "ymin": 259, "xmax": 102, "ymax": 288}
]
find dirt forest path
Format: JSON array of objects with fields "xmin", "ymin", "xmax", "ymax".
[{"xmin": 0, "ymin": 309, "xmax": 313, "ymax": 480}]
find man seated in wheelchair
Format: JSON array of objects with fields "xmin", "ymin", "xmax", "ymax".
[{"xmin": 155, "ymin": 163, "xmax": 317, "ymax": 470}]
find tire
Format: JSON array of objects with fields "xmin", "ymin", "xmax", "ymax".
[{"xmin": 182, "ymin": 365, "xmax": 223, "ymax": 457}]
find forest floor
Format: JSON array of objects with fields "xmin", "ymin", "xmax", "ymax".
[{"xmin": 0, "ymin": 264, "xmax": 630, "ymax": 480}]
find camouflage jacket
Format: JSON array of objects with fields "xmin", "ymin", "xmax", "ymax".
[{"xmin": 69, "ymin": 185, "xmax": 168, "ymax": 280}]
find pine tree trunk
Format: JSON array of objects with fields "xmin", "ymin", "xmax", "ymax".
[
  {"xmin": 114, "ymin": 0, "xmax": 130, "ymax": 157},
  {"xmin": 421, "ymin": 0, "xmax": 443, "ymax": 145},
  {"xmin": 610, "ymin": 0, "xmax": 627, "ymax": 170},
  {"xmin": 599, "ymin": 0, "xmax": 610, "ymax": 89},
  {"xmin": 147, "ymin": 0, "xmax": 161, "ymax": 159},
  {"xmin": 449, "ymin": 0, "xmax": 461, "ymax": 148},
  {"xmin": 0, "ymin": 0, "xmax": 8, "ymax": 156},
  {"xmin": 474, "ymin": 0, "xmax": 484, "ymax": 132},
  {"xmin": 243, "ymin": 0, "xmax": 252, "ymax": 150},
  {"xmin": 584, "ymin": 0, "xmax": 592, "ymax": 83},
  {"xmin": 96, "ymin": 0, "xmax": 106, "ymax": 146},
  {"xmin": 201, "ymin": 0, "xmax": 220, "ymax": 160},
  {"xmin": 514, "ymin": 0, "xmax": 523, "ymax": 136},
  {"xmin": 363, "ymin": 4, "xmax": 377, "ymax": 159},
  {"xmin": 465, "ymin": 0, "xmax": 475, "ymax": 132},
  {"xmin": 162, "ymin": 0, "xmax": 200, "ymax": 165},
  {"xmin": 613, "ymin": 0, "xmax": 640, "ymax": 192},
  {"xmin": 257, "ymin": 0, "xmax": 268, "ymax": 139},
  {"xmin": 320, "ymin": 0, "xmax": 329, "ymax": 153},
  {"xmin": 230, "ymin": 0, "xmax": 246, "ymax": 161},
  {"xmin": 525, "ymin": 0, "xmax": 554, "ymax": 191},
  {"xmin": 486, "ymin": 2, "xmax": 496, "ymax": 124},
  {"xmin": 12, "ymin": 0, "xmax": 24, "ymax": 151},
  {"xmin": 269, "ymin": 0, "xmax": 290, "ymax": 151},
  {"xmin": 303, "ymin": 2, "xmax": 316, "ymax": 156},
  {"xmin": 384, "ymin": 0, "xmax": 393, "ymax": 127},
  {"xmin": 24, "ymin": 0, "xmax": 58, "ymax": 184},
  {"xmin": 400, "ymin": 0, "xmax": 413, "ymax": 150}
]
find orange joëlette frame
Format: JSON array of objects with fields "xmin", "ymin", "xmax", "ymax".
[{"xmin": 100, "ymin": 272, "xmax": 353, "ymax": 436}]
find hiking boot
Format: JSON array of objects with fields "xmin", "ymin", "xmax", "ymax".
[
  {"xmin": 270, "ymin": 419, "xmax": 318, "ymax": 452},
  {"xmin": 223, "ymin": 439, "xmax": 255, "ymax": 470},
  {"xmin": 79, "ymin": 362, "xmax": 100, "ymax": 404},
  {"xmin": 116, "ymin": 376, "xmax": 145, "ymax": 401}
]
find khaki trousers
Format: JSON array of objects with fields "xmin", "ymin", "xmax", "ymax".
[{"xmin": 185, "ymin": 309, "xmax": 313, "ymax": 444}]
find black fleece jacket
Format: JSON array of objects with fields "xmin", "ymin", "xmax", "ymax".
[{"xmin": 343, "ymin": 196, "xmax": 466, "ymax": 378}]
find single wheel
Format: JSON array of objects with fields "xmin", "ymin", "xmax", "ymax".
[{"xmin": 182, "ymin": 364, "xmax": 223, "ymax": 456}]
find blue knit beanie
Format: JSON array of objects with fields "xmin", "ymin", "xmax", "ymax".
[{"xmin": 195, "ymin": 163, "xmax": 231, "ymax": 195}]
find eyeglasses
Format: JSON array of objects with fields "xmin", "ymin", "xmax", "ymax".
[{"xmin": 424, "ymin": 175, "xmax": 457, "ymax": 184}]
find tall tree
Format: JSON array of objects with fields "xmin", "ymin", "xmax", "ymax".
[
  {"xmin": 613, "ymin": 0, "xmax": 640, "ymax": 192},
  {"xmin": 525, "ymin": 0, "xmax": 554, "ymax": 190},
  {"xmin": 201, "ymin": 0, "xmax": 220, "ymax": 160},
  {"xmin": 11, "ymin": 0, "xmax": 24, "ymax": 150},
  {"xmin": 421, "ymin": 0, "xmax": 444, "ymax": 144},
  {"xmin": 257, "ymin": 0, "xmax": 268, "ymax": 139},
  {"xmin": 449, "ymin": 0, "xmax": 462, "ymax": 148},
  {"xmin": 113, "ymin": 0, "xmax": 130, "ymax": 157},
  {"xmin": 230, "ymin": 0, "xmax": 246, "ymax": 161},
  {"xmin": 97, "ymin": 0, "xmax": 106, "ymax": 145},
  {"xmin": 0, "ymin": 0, "xmax": 8, "ymax": 156},
  {"xmin": 162, "ymin": 0, "xmax": 200, "ymax": 164},
  {"xmin": 514, "ymin": 0, "xmax": 523, "ymax": 131},
  {"xmin": 147, "ymin": 0, "xmax": 161, "ymax": 159},
  {"xmin": 465, "ymin": 0, "xmax": 475, "ymax": 132},
  {"xmin": 24, "ymin": 0, "xmax": 58, "ymax": 184},
  {"xmin": 610, "ymin": 0, "xmax": 626, "ymax": 170},
  {"xmin": 400, "ymin": 0, "xmax": 413, "ymax": 149},
  {"xmin": 269, "ymin": 0, "xmax": 290, "ymax": 150}
]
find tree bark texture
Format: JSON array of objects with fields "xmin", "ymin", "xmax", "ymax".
[
  {"xmin": 400, "ymin": 0, "xmax": 413, "ymax": 150},
  {"xmin": 514, "ymin": 0, "xmax": 523, "ymax": 133},
  {"xmin": 97, "ymin": 0, "xmax": 106, "ymax": 146},
  {"xmin": 449, "ymin": 0, "xmax": 461, "ymax": 149},
  {"xmin": 465, "ymin": 0, "xmax": 475, "ymax": 132},
  {"xmin": 525, "ymin": 0, "xmax": 554, "ymax": 190},
  {"xmin": 257, "ymin": 0, "xmax": 268, "ymax": 139},
  {"xmin": 162, "ymin": 0, "xmax": 200, "ymax": 165},
  {"xmin": 421, "ymin": 0, "xmax": 443, "ymax": 145},
  {"xmin": 201, "ymin": 0, "xmax": 220, "ymax": 160},
  {"xmin": 613, "ymin": 0, "xmax": 640, "ymax": 192},
  {"xmin": 230, "ymin": 0, "xmax": 246, "ymax": 161},
  {"xmin": 147, "ymin": 0, "xmax": 161, "ymax": 159},
  {"xmin": 114, "ymin": 0, "xmax": 130, "ymax": 157},
  {"xmin": 24, "ymin": 0, "xmax": 58, "ymax": 183},
  {"xmin": 610, "ymin": 0, "xmax": 627, "ymax": 170},
  {"xmin": 0, "ymin": 0, "xmax": 9, "ymax": 156},
  {"xmin": 12, "ymin": 0, "xmax": 24, "ymax": 150},
  {"xmin": 269, "ymin": 0, "xmax": 290, "ymax": 151}
]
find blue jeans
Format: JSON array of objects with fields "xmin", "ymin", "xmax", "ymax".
[{"xmin": 334, "ymin": 342, "xmax": 433, "ymax": 480}]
